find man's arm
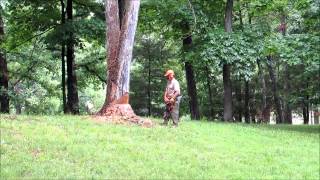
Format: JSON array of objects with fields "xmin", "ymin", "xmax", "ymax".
[{"xmin": 172, "ymin": 80, "xmax": 181, "ymax": 99}]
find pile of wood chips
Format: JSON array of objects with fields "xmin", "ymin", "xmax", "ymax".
[{"xmin": 94, "ymin": 104, "xmax": 153, "ymax": 128}]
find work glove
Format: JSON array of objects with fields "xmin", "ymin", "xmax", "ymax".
[{"xmin": 169, "ymin": 98, "xmax": 175, "ymax": 104}]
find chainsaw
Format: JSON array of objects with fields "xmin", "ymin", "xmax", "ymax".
[{"xmin": 165, "ymin": 96, "xmax": 176, "ymax": 112}]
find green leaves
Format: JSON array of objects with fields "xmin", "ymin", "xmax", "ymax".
[{"xmin": 195, "ymin": 28, "xmax": 258, "ymax": 80}]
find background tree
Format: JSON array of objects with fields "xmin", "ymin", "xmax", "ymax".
[
  {"xmin": 0, "ymin": 4, "xmax": 9, "ymax": 113},
  {"xmin": 0, "ymin": 0, "xmax": 318, "ymax": 125}
]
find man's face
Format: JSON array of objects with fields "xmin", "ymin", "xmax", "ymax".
[{"xmin": 166, "ymin": 74, "xmax": 174, "ymax": 81}]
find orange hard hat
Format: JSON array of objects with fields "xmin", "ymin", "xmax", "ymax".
[{"xmin": 164, "ymin": 69, "xmax": 174, "ymax": 76}]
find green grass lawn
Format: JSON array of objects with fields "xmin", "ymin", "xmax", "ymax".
[{"xmin": 1, "ymin": 114, "xmax": 319, "ymax": 179}]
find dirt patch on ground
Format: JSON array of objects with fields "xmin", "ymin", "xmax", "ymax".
[
  {"xmin": 0, "ymin": 115, "xmax": 17, "ymax": 120},
  {"xmin": 92, "ymin": 104, "xmax": 153, "ymax": 128}
]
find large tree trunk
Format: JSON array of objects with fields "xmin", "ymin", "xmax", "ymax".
[
  {"xmin": 97, "ymin": 0, "xmax": 145, "ymax": 125},
  {"xmin": 266, "ymin": 56, "xmax": 283, "ymax": 123},
  {"xmin": 182, "ymin": 24, "xmax": 200, "ymax": 120},
  {"xmin": 100, "ymin": 0, "xmax": 139, "ymax": 106},
  {"xmin": 0, "ymin": 9, "xmax": 9, "ymax": 113},
  {"xmin": 66, "ymin": 0, "xmax": 79, "ymax": 114},
  {"xmin": 116, "ymin": 1, "xmax": 139, "ymax": 99},
  {"xmin": 103, "ymin": 0, "xmax": 121, "ymax": 106},
  {"xmin": 60, "ymin": 0, "xmax": 67, "ymax": 113},
  {"xmin": 223, "ymin": 0, "xmax": 233, "ymax": 121}
]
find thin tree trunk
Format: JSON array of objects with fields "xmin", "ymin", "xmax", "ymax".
[
  {"xmin": 60, "ymin": 0, "xmax": 67, "ymax": 113},
  {"xmin": 235, "ymin": 79, "xmax": 242, "ymax": 122},
  {"xmin": 185, "ymin": 60, "xmax": 200, "ymax": 120},
  {"xmin": 314, "ymin": 106, "xmax": 319, "ymax": 124},
  {"xmin": 244, "ymin": 81, "xmax": 250, "ymax": 123},
  {"xmin": 257, "ymin": 59, "xmax": 269, "ymax": 123},
  {"xmin": 66, "ymin": 0, "xmax": 79, "ymax": 114},
  {"xmin": 62, "ymin": 45, "xmax": 66, "ymax": 113},
  {"xmin": 266, "ymin": 56, "xmax": 283, "ymax": 123},
  {"xmin": 283, "ymin": 63, "xmax": 292, "ymax": 123},
  {"xmin": 223, "ymin": 64, "xmax": 233, "ymax": 121},
  {"xmin": 302, "ymin": 105, "xmax": 308, "ymax": 124},
  {"xmin": 182, "ymin": 22, "xmax": 200, "ymax": 120},
  {"xmin": 205, "ymin": 65, "xmax": 214, "ymax": 119},
  {"xmin": 0, "ymin": 8, "xmax": 9, "ymax": 113},
  {"xmin": 224, "ymin": 0, "xmax": 233, "ymax": 33},
  {"xmin": 280, "ymin": 14, "xmax": 292, "ymax": 124},
  {"xmin": 303, "ymin": 96, "xmax": 309, "ymax": 124},
  {"xmin": 147, "ymin": 44, "xmax": 151, "ymax": 116},
  {"xmin": 239, "ymin": 7, "xmax": 243, "ymax": 29},
  {"xmin": 250, "ymin": 88, "xmax": 256, "ymax": 123},
  {"xmin": 15, "ymin": 104, "xmax": 21, "ymax": 114},
  {"xmin": 0, "ymin": 54, "xmax": 8, "ymax": 113},
  {"xmin": 223, "ymin": 0, "xmax": 233, "ymax": 121}
]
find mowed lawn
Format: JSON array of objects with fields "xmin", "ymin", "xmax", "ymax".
[{"xmin": 1, "ymin": 115, "xmax": 319, "ymax": 179}]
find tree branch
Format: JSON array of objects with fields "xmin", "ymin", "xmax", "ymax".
[
  {"xmin": 79, "ymin": 64, "xmax": 107, "ymax": 84},
  {"xmin": 7, "ymin": 26, "xmax": 55, "ymax": 52}
]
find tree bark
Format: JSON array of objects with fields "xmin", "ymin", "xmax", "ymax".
[
  {"xmin": 223, "ymin": 64, "xmax": 233, "ymax": 121},
  {"xmin": 266, "ymin": 56, "xmax": 283, "ymax": 123},
  {"xmin": 98, "ymin": 0, "xmax": 141, "ymax": 118},
  {"xmin": 235, "ymin": 6, "xmax": 243, "ymax": 122},
  {"xmin": 280, "ymin": 14, "xmax": 292, "ymax": 124},
  {"xmin": 257, "ymin": 59, "xmax": 270, "ymax": 123},
  {"xmin": 15, "ymin": 104, "xmax": 21, "ymax": 114},
  {"xmin": 314, "ymin": 106, "xmax": 319, "ymax": 124},
  {"xmin": 302, "ymin": 96, "xmax": 309, "ymax": 124},
  {"xmin": 60, "ymin": 0, "xmax": 67, "ymax": 114},
  {"xmin": 183, "ymin": 34, "xmax": 200, "ymax": 120},
  {"xmin": 66, "ymin": 0, "xmax": 79, "ymax": 114},
  {"xmin": 223, "ymin": 0, "xmax": 233, "ymax": 121},
  {"xmin": 0, "ymin": 8, "xmax": 9, "ymax": 113},
  {"xmin": 283, "ymin": 63, "xmax": 292, "ymax": 123},
  {"xmin": 235, "ymin": 79, "xmax": 242, "ymax": 122},
  {"xmin": 244, "ymin": 81, "xmax": 250, "ymax": 123},
  {"xmin": 205, "ymin": 65, "xmax": 214, "ymax": 119},
  {"xmin": 250, "ymin": 88, "xmax": 256, "ymax": 123},
  {"xmin": 118, "ymin": 0, "xmax": 125, "ymax": 28},
  {"xmin": 147, "ymin": 44, "xmax": 151, "ymax": 116},
  {"xmin": 103, "ymin": 0, "xmax": 121, "ymax": 106},
  {"xmin": 116, "ymin": 1, "xmax": 140, "ymax": 99},
  {"xmin": 224, "ymin": 0, "xmax": 233, "ymax": 33}
]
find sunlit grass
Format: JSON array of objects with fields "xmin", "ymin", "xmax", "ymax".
[{"xmin": 1, "ymin": 114, "xmax": 319, "ymax": 179}]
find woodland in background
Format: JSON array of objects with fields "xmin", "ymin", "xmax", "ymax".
[{"xmin": 0, "ymin": 0, "xmax": 319, "ymax": 124}]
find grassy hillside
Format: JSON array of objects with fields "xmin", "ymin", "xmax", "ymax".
[{"xmin": 1, "ymin": 115, "xmax": 319, "ymax": 179}]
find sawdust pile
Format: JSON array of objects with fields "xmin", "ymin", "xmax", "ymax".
[{"xmin": 94, "ymin": 104, "xmax": 153, "ymax": 128}]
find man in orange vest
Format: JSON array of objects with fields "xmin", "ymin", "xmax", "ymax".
[{"xmin": 163, "ymin": 69, "xmax": 181, "ymax": 127}]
